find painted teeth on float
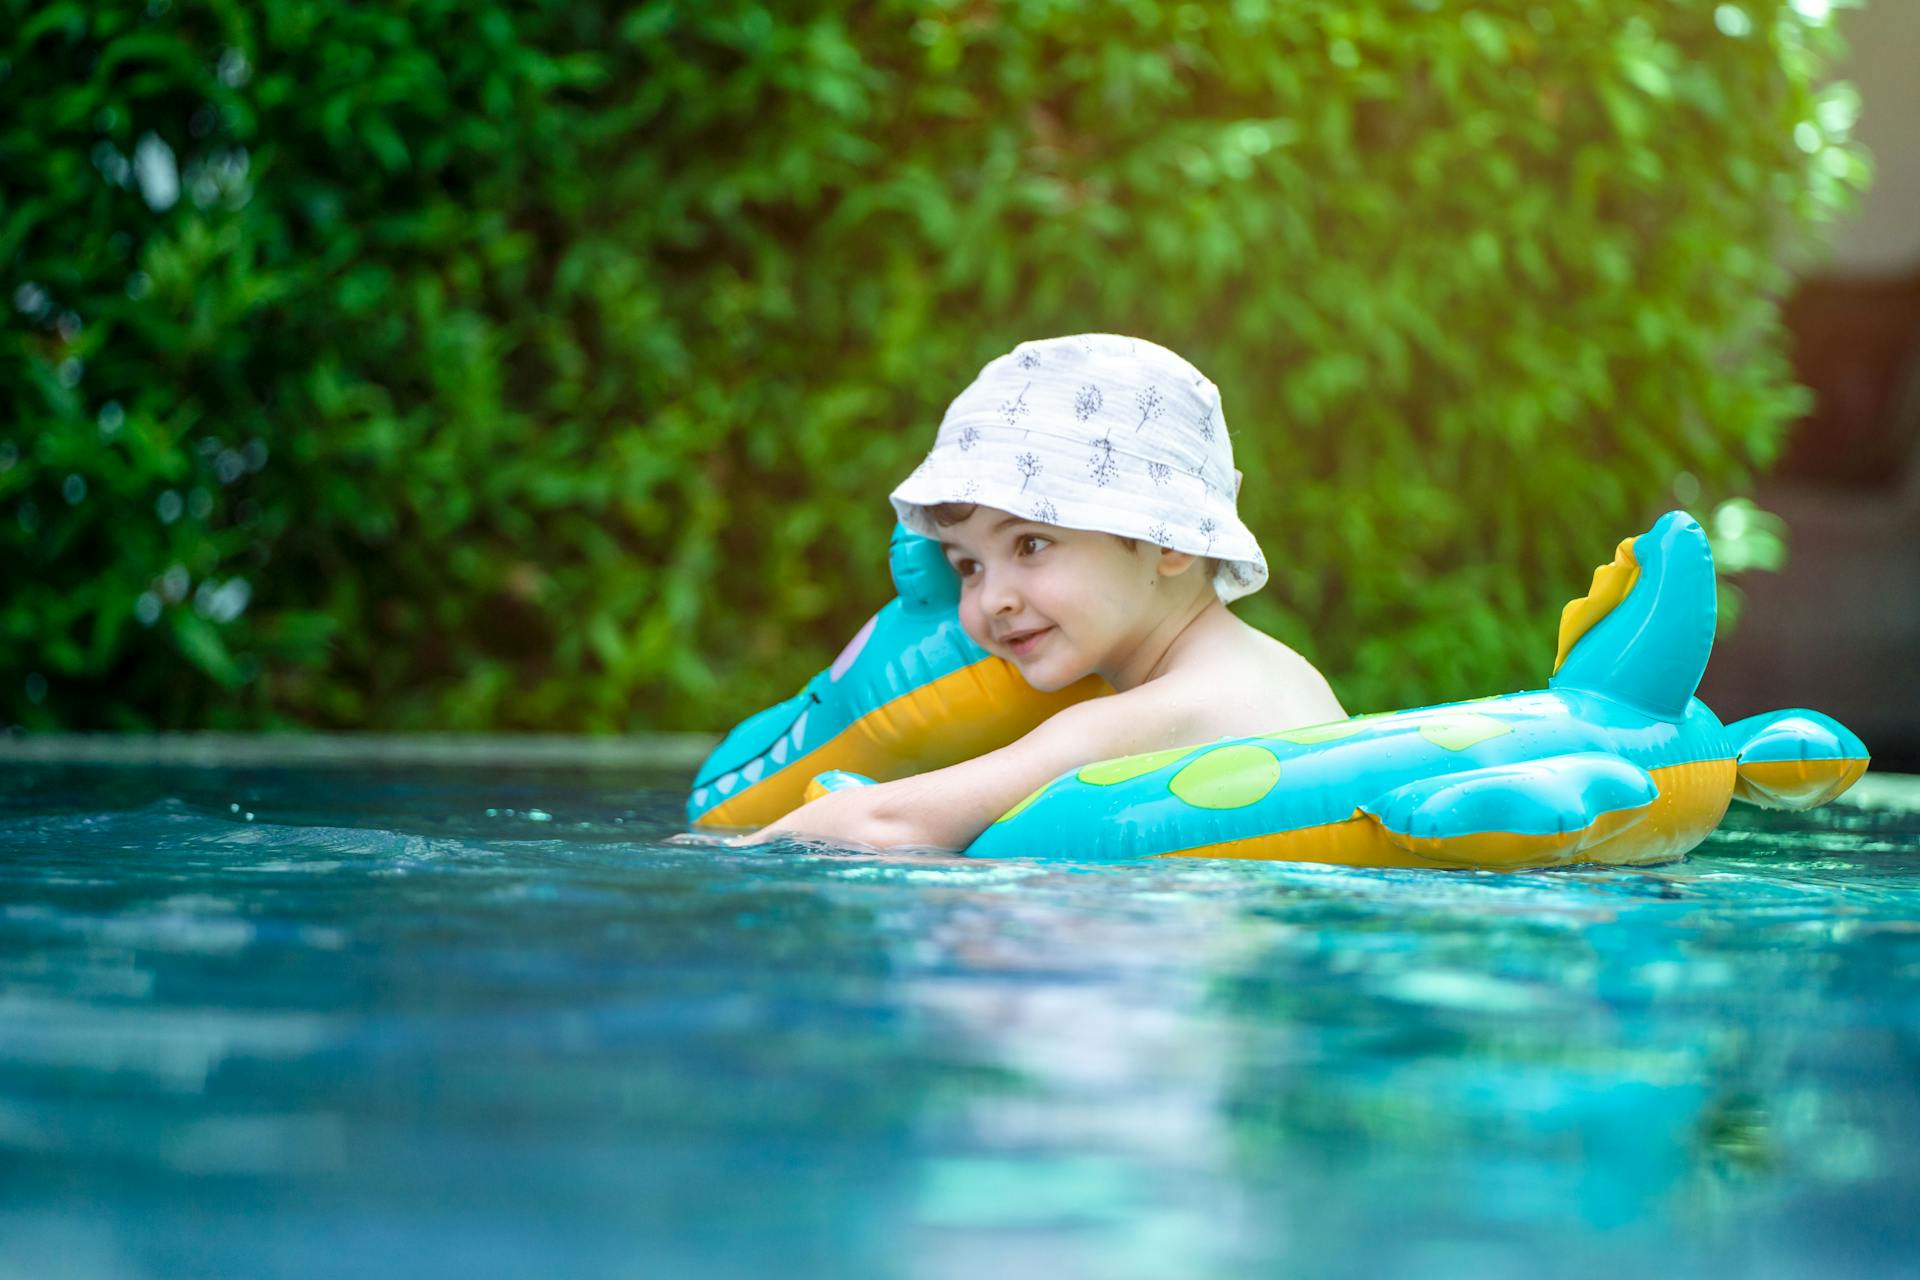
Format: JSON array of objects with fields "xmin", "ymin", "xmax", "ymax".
[{"xmin": 690, "ymin": 511, "xmax": 1870, "ymax": 870}]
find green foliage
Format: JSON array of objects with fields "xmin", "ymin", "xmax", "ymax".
[{"xmin": 1, "ymin": 0, "xmax": 1871, "ymax": 729}]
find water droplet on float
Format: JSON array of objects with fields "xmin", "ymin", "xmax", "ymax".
[{"xmin": 526, "ymin": 809, "xmax": 552, "ymax": 823}]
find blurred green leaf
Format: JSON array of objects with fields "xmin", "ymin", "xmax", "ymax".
[
  {"xmin": 169, "ymin": 613, "xmax": 245, "ymax": 689},
  {"xmin": 0, "ymin": 0, "xmax": 1869, "ymax": 730}
]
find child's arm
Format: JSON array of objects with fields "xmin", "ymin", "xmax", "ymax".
[{"xmin": 734, "ymin": 686, "xmax": 1204, "ymax": 853}]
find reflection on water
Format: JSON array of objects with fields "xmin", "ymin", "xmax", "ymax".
[{"xmin": 1, "ymin": 764, "xmax": 1916, "ymax": 1279}]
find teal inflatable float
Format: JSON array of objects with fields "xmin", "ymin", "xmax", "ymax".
[{"xmin": 690, "ymin": 511, "xmax": 1869, "ymax": 869}]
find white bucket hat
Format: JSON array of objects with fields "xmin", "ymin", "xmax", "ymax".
[{"xmin": 889, "ymin": 333, "xmax": 1268, "ymax": 603}]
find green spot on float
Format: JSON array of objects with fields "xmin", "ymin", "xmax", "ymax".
[
  {"xmin": 1418, "ymin": 714, "xmax": 1513, "ymax": 752},
  {"xmin": 1076, "ymin": 745, "xmax": 1196, "ymax": 786},
  {"xmin": 995, "ymin": 782, "xmax": 1049, "ymax": 824},
  {"xmin": 1266, "ymin": 719, "xmax": 1365, "ymax": 745},
  {"xmin": 1168, "ymin": 744, "xmax": 1283, "ymax": 809}
]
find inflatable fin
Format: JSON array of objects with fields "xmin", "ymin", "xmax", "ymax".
[
  {"xmin": 1360, "ymin": 753, "xmax": 1658, "ymax": 867},
  {"xmin": 1549, "ymin": 511, "xmax": 1716, "ymax": 722},
  {"xmin": 1725, "ymin": 709, "xmax": 1871, "ymax": 810},
  {"xmin": 889, "ymin": 521, "xmax": 961, "ymax": 614}
]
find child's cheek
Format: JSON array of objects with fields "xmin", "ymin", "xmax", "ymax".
[{"xmin": 956, "ymin": 594, "xmax": 992, "ymax": 651}]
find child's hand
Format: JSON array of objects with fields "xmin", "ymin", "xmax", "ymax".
[{"xmin": 728, "ymin": 786, "xmax": 897, "ymax": 852}]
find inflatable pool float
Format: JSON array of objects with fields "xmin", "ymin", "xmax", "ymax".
[{"xmin": 689, "ymin": 510, "xmax": 1869, "ymax": 869}]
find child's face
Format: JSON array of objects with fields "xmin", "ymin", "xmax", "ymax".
[{"xmin": 935, "ymin": 505, "xmax": 1191, "ymax": 692}]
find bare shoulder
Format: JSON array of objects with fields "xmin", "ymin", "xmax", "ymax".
[
  {"xmin": 1154, "ymin": 618, "xmax": 1346, "ymax": 739},
  {"xmin": 1025, "ymin": 617, "xmax": 1345, "ymax": 765}
]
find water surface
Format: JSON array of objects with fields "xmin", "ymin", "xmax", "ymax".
[{"xmin": 3, "ymin": 764, "xmax": 1917, "ymax": 1279}]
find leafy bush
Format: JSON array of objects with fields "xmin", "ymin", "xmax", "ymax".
[{"xmin": 1, "ymin": 0, "xmax": 1870, "ymax": 730}]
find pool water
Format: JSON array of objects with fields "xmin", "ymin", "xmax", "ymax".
[{"xmin": 3, "ymin": 764, "xmax": 1918, "ymax": 1279}]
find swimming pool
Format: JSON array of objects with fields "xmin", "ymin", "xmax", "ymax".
[{"xmin": 3, "ymin": 760, "xmax": 1917, "ymax": 1279}]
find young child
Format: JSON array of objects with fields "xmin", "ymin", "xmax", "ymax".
[{"xmin": 739, "ymin": 333, "xmax": 1345, "ymax": 853}]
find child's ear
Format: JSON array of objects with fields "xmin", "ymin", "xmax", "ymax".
[{"xmin": 1155, "ymin": 547, "xmax": 1202, "ymax": 577}]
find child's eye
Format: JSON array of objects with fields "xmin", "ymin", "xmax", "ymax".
[
  {"xmin": 1016, "ymin": 535, "xmax": 1051, "ymax": 557},
  {"xmin": 949, "ymin": 558, "xmax": 979, "ymax": 578}
]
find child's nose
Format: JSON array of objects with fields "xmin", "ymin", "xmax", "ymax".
[{"xmin": 981, "ymin": 566, "xmax": 1020, "ymax": 615}]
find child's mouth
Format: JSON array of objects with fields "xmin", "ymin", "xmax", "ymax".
[{"xmin": 1004, "ymin": 627, "xmax": 1053, "ymax": 657}]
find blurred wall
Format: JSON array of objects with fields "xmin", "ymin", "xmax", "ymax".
[
  {"xmin": 1826, "ymin": 1, "xmax": 1920, "ymax": 279},
  {"xmin": 1697, "ymin": 0, "xmax": 1920, "ymax": 770}
]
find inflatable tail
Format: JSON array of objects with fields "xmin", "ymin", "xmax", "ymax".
[
  {"xmin": 1723, "ymin": 709, "xmax": 1870, "ymax": 810},
  {"xmin": 1548, "ymin": 510, "xmax": 1717, "ymax": 722}
]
